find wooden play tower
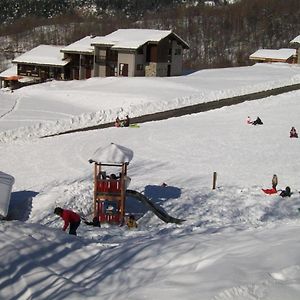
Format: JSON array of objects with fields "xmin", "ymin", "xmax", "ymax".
[{"xmin": 89, "ymin": 143, "xmax": 133, "ymax": 225}]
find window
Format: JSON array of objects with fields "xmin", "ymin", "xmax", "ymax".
[
  {"xmin": 174, "ymin": 48, "xmax": 182, "ymax": 55},
  {"xmin": 137, "ymin": 47, "xmax": 144, "ymax": 55},
  {"xmin": 119, "ymin": 63, "xmax": 128, "ymax": 76},
  {"xmin": 136, "ymin": 64, "xmax": 144, "ymax": 71}
]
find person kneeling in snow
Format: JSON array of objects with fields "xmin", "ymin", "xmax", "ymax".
[
  {"xmin": 280, "ymin": 186, "xmax": 291, "ymax": 198},
  {"xmin": 54, "ymin": 207, "xmax": 81, "ymax": 235}
]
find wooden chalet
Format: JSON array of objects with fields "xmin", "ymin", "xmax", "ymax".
[
  {"xmin": 249, "ymin": 48, "xmax": 297, "ymax": 64},
  {"xmin": 1, "ymin": 29, "xmax": 189, "ymax": 88}
]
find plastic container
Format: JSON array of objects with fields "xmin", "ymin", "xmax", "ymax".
[{"xmin": 0, "ymin": 171, "xmax": 15, "ymax": 218}]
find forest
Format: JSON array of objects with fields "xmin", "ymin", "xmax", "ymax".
[{"xmin": 0, "ymin": 0, "xmax": 299, "ymax": 72}]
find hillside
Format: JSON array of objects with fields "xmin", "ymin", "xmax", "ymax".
[
  {"xmin": 1, "ymin": 63, "xmax": 300, "ymax": 299},
  {"xmin": 1, "ymin": 0, "xmax": 299, "ymax": 72}
]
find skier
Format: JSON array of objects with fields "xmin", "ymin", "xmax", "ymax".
[{"xmin": 54, "ymin": 207, "xmax": 81, "ymax": 236}]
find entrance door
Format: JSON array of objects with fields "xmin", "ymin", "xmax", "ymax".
[
  {"xmin": 167, "ymin": 65, "xmax": 171, "ymax": 76},
  {"xmin": 119, "ymin": 63, "xmax": 128, "ymax": 76}
]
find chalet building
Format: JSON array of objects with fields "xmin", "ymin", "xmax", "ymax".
[
  {"xmin": 60, "ymin": 36, "xmax": 94, "ymax": 80},
  {"xmin": 0, "ymin": 29, "xmax": 189, "ymax": 88},
  {"xmin": 290, "ymin": 35, "xmax": 300, "ymax": 64},
  {"xmin": 249, "ymin": 48, "xmax": 297, "ymax": 64},
  {"xmin": 91, "ymin": 29, "xmax": 189, "ymax": 77},
  {"xmin": 0, "ymin": 45, "xmax": 69, "ymax": 88}
]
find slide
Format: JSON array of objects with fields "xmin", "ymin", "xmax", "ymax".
[{"xmin": 126, "ymin": 189, "xmax": 185, "ymax": 224}]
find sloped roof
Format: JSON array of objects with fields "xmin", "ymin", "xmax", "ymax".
[
  {"xmin": 0, "ymin": 65, "xmax": 17, "ymax": 78},
  {"xmin": 12, "ymin": 45, "xmax": 69, "ymax": 67},
  {"xmin": 290, "ymin": 35, "xmax": 300, "ymax": 44},
  {"xmin": 249, "ymin": 48, "xmax": 296, "ymax": 61},
  {"xmin": 89, "ymin": 143, "xmax": 134, "ymax": 164},
  {"xmin": 91, "ymin": 29, "xmax": 189, "ymax": 50},
  {"xmin": 60, "ymin": 36, "xmax": 95, "ymax": 54}
]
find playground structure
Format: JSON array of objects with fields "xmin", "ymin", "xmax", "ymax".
[
  {"xmin": 89, "ymin": 143, "xmax": 185, "ymax": 225},
  {"xmin": 89, "ymin": 143, "xmax": 133, "ymax": 224}
]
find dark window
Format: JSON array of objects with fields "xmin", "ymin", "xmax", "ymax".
[
  {"xmin": 136, "ymin": 64, "xmax": 144, "ymax": 71},
  {"xmin": 137, "ymin": 47, "xmax": 143, "ymax": 55}
]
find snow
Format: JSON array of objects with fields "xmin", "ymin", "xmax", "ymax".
[
  {"xmin": 91, "ymin": 29, "xmax": 189, "ymax": 50},
  {"xmin": 61, "ymin": 36, "xmax": 95, "ymax": 54},
  {"xmin": 249, "ymin": 48, "xmax": 296, "ymax": 60},
  {"xmin": 89, "ymin": 143, "xmax": 134, "ymax": 164},
  {"xmin": 290, "ymin": 35, "xmax": 300, "ymax": 44},
  {"xmin": 1, "ymin": 63, "xmax": 300, "ymax": 299},
  {"xmin": 12, "ymin": 45, "xmax": 69, "ymax": 66}
]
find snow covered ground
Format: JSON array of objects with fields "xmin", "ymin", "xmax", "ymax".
[{"xmin": 1, "ymin": 63, "xmax": 300, "ymax": 300}]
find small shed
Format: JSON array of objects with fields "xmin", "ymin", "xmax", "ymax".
[
  {"xmin": 0, "ymin": 171, "xmax": 15, "ymax": 218},
  {"xmin": 290, "ymin": 35, "xmax": 300, "ymax": 64},
  {"xmin": 249, "ymin": 48, "xmax": 297, "ymax": 64},
  {"xmin": 89, "ymin": 143, "xmax": 133, "ymax": 224}
]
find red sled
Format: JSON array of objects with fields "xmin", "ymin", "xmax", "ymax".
[{"xmin": 262, "ymin": 188, "xmax": 277, "ymax": 195}]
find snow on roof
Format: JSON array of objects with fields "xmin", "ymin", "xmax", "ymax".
[
  {"xmin": 12, "ymin": 45, "xmax": 69, "ymax": 67},
  {"xmin": 89, "ymin": 143, "xmax": 134, "ymax": 164},
  {"xmin": 60, "ymin": 36, "xmax": 95, "ymax": 54},
  {"xmin": 91, "ymin": 29, "xmax": 189, "ymax": 50},
  {"xmin": 290, "ymin": 35, "xmax": 300, "ymax": 44},
  {"xmin": 0, "ymin": 65, "xmax": 17, "ymax": 78},
  {"xmin": 249, "ymin": 48, "xmax": 296, "ymax": 60}
]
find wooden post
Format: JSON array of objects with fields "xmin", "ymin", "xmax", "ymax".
[{"xmin": 212, "ymin": 172, "xmax": 217, "ymax": 190}]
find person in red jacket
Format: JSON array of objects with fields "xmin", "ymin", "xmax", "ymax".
[{"xmin": 54, "ymin": 207, "xmax": 81, "ymax": 236}]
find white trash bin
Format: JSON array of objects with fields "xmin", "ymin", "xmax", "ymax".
[{"xmin": 0, "ymin": 171, "xmax": 15, "ymax": 218}]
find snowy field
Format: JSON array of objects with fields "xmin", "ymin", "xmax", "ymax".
[{"xmin": 1, "ymin": 63, "xmax": 300, "ymax": 299}]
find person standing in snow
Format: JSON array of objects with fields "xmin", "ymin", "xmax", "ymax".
[
  {"xmin": 123, "ymin": 115, "xmax": 130, "ymax": 127},
  {"xmin": 272, "ymin": 174, "xmax": 278, "ymax": 190},
  {"xmin": 54, "ymin": 207, "xmax": 81, "ymax": 236}
]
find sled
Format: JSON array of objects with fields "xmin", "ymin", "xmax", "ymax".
[{"xmin": 262, "ymin": 188, "xmax": 277, "ymax": 195}]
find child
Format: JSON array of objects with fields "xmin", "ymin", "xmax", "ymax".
[{"xmin": 127, "ymin": 215, "xmax": 137, "ymax": 229}]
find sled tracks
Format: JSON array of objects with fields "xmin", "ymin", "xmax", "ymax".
[{"xmin": 42, "ymin": 83, "xmax": 300, "ymax": 138}]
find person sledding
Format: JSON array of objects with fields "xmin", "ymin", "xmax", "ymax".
[
  {"xmin": 290, "ymin": 127, "xmax": 298, "ymax": 138},
  {"xmin": 54, "ymin": 207, "xmax": 81, "ymax": 235},
  {"xmin": 252, "ymin": 117, "xmax": 263, "ymax": 125},
  {"xmin": 246, "ymin": 116, "xmax": 253, "ymax": 124},
  {"xmin": 280, "ymin": 186, "xmax": 292, "ymax": 198},
  {"xmin": 262, "ymin": 174, "xmax": 278, "ymax": 195}
]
